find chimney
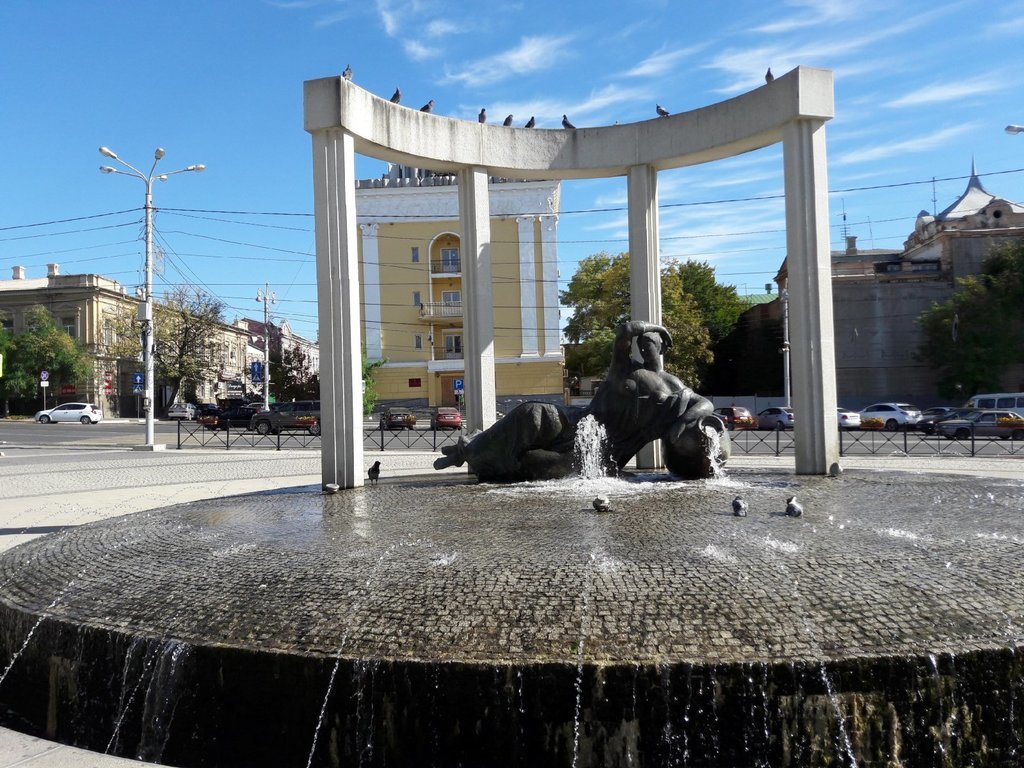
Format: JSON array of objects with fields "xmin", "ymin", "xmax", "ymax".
[
  {"xmin": 47, "ymin": 263, "xmax": 60, "ymax": 277},
  {"xmin": 845, "ymin": 235, "xmax": 858, "ymax": 255},
  {"xmin": 12, "ymin": 266, "xmax": 25, "ymax": 280}
]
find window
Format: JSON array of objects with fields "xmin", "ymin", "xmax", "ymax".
[
  {"xmin": 414, "ymin": 334, "xmax": 422, "ymax": 350},
  {"xmin": 442, "ymin": 290, "xmax": 461, "ymax": 305},
  {"xmin": 413, "ymin": 290, "xmax": 421, "ymax": 306},
  {"xmin": 408, "ymin": 378, "xmax": 422, "ymax": 388},
  {"xmin": 411, "ymin": 247, "xmax": 420, "ymax": 263},
  {"xmin": 62, "ymin": 316, "xmax": 77, "ymax": 337},
  {"xmin": 444, "ymin": 334, "xmax": 462, "ymax": 358},
  {"xmin": 440, "ymin": 247, "xmax": 460, "ymax": 271}
]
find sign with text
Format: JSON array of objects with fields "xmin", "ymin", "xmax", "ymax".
[{"xmin": 453, "ymin": 377, "xmax": 464, "ymax": 393}]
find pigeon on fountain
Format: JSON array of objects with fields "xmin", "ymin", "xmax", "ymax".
[
  {"xmin": 562, "ymin": 114, "xmax": 576, "ymax": 129},
  {"xmin": 368, "ymin": 460, "xmax": 381, "ymax": 485},
  {"xmin": 342, "ymin": 64, "xmax": 353, "ymax": 81},
  {"xmin": 765, "ymin": 68, "xmax": 774, "ymax": 83},
  {"xmin": 524, "ymin": 116, "xmax": 536, "ymax": 128},
  {"xmin": 390, "ymin": 87, "xmax": 402, "ymax": 103},
  {"xmin": 503, "ymin": 114, "xmax": 514, "ymax": 126},
  {"xmin": 593, "ymin": 495, "xmax": 610, "ymax": 513},
  {"xmin": 732, "ymin": 496, "xmax": 748, "ymax": 517},
  {"xmin": 478, "ymin": 107, "xmax": 487, "ymax": 123},
  {"xmin": 421, "ymin": 100, "xmax": 435, "ymax": 113},
  {"xmin": 656, "ymin": 104, "xmax": 670, "ymax": 117},
  {"xmin": 785, "ymin": 495, "xmax": 803, "ymax": 517}
]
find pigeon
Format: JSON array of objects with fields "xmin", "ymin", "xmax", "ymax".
[
  {"xmin": 765, "ymin": 68, "xmax": 774, "ymax": 83},
  {"xmin": 503, "ymin": 114, "xmax": 514, "ymax": 126},
  {"xmin": 656, "ymin": 104, "xmax": 669, "ymax": 117},
  {"xmin": 732, "ymin": 496, "xmax": 748, "ymax": 517},
  {"xmin": 368, "ymin": 460, "xmax": 381, "ymax": 485},
  {"xmin": 478, "ymin": 107, "xmax": 487, "ymax": 123},
  {"xmin": 524, "ymin": 116, "xmax": 536, "ymax": 128},
  {"xmin": 420, "ymin": 100, "xmax": 435, "ymax": 113},
  {"xmin": 342, "ymin": 64, "xmax": 353, "ymax": 81},
  {"xmin": 562, "ymin": 114, "xmax": 576, "ymax": 129},
  {"xmin": 390, "ymin": 87, "xmax": 402, "ymax": 103},
  {"xmin": 785, "ymin": 495, "xmax": 803, "ymax": 517},
  {"xmin": 593, "ymin": 495, "xmax": 610, "ymax": 513}
]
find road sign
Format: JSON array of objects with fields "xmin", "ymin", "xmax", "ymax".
[
  {"xmin": 40, "ymin": 370, "xmax": 49, "ymax": 382},
  {"xmin": 453, "ymin": 377, "xmax": 464, "ymax": 393},
  {"xmin": 132, "ymin": 372, "xmax": 144, "ymax": 385},
  {"xmin": 104, "ymin": 371, "xmax": 113, "ymax": 382},
  {"xmin": 40, "ymin": 380, "xmax": 49, "ymax": 388},
  {"xmin": 132, "ymin": 383, "xmax": 144, "ymax": 394}
]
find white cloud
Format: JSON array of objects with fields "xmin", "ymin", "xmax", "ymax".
[
  {"xmin": 835, "ymin": 124, "xmax": 979, "ymax": 165},
  {"xmin": 753, "ymin": 0, "xmax": 869, "ymax": 34},
  {"xmin": 443, "ymin": 35, "xmax": 575, "ymax": 87},
  {"xmin": 884, "ymin": 74, "xmax": 1004, "ymax": 108},
  {"xmin": 624, "ymin": 44, "xmax": 705, "ymax": 78},
  {"xmin": 404, "ymin": 40, "xmax": 439, "ymax": 61},
  {"xmin": 375, "ymin": 0, "xmax": 399, "ymax": 35},
  {"xmin": 425, "ymin": 19, "xmax": 462, "ymax": 38}
]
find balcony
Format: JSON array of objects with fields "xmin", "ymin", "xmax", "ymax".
[
  {"xmin": 431, "ymin": 257, "xmax": 461, "ymax": 275},
  {"xmin": 419, "ymin": 301, "xmax": 463, "ymax": 321}
]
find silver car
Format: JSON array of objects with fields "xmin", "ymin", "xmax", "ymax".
[
  {"xmin": 936, "ymin": 410, "xmax": 1024, "ymax": 441},
  {"xmin": 34, "ymin": 402, "xmax": 103, "ymax": 424},
  {"xmin": 859, "ymin": 402, "xmax": 921, "ymax": 431}
]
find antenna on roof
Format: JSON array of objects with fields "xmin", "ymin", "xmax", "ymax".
[
  {"xmin": 931, "ymin": 176, "xmax": 937, "ymax": 217},
  {"xmin": 839, "ymin": 199, "xmax": 848, "ymax": 240}
]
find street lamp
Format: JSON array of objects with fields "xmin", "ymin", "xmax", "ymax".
[
  {"xmin": 1007, "ymin": 125, "xmax": 1024, "ymax": 135},
  {"xmin": 256, "ymin": 283, "xmax": 276, "ymax": 412},
  {"xmin": 99, "ymin": 146, "xmax": 205, "ymax": 449},
  {"xmin": 780, "ymin": 282, "xmax": 791, "ymax": 408}
]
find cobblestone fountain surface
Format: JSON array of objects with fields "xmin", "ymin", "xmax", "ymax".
[{"xmin": 1, "ymin": 466, "xmax": 1024, "ymax": 766}]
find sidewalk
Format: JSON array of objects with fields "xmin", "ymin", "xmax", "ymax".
[{"xmin": 0, "ymin": 448, "xmax": 1020, "ymax": 766}]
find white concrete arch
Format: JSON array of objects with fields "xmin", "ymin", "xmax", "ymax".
[{"xmin": 306, "ymin": 67, "xmax": 838, "ymax": 488}]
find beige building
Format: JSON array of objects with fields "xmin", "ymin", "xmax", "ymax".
[
  {"xmin": 356, "ymin": 167, "xmax": 564, "ymax": 407},
  {"xmin": 0, "ymin": 263, "xmax": 251, "ymax": 415}
]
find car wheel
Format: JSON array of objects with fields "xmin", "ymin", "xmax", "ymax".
[
  {"xmin": 309, "ymin": 423, "xmax": 321, "ymax": 436},
  {"xmin": 39, "ymin": 415, "xmax": 51, "ymax": 424},
  {"xmin": 884, "ymin": 419, "xmax": 899, "ymax": 431},
  {"xmin": 1012, "ymin": 429, "xmax": 1024, "ymax": 441},
  {"xmin": 80, "ymin": 416, "xmax": 91, "ymax": 424},
  {"xmin": 256, "ymin": 421, "xmax": 271, "ymax": 436},
  {"xmin": 954, "ymin": 427, "xmax": 970, "ymax": 440}
]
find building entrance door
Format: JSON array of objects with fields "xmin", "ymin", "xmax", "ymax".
[{"xmin": 439, "ymin": 375, "xmax": 460, "ymax": 407}]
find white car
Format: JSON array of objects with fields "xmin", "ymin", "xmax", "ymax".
[
  {"xmin": 757, "ymin": 406, "xmax": 794, "ymax": 430},
  {"xmin": 837, "ymin": 407, "xmax": 861, "ymax": 430},
  {"xmin": 35, "ymin": 402, "xmax": 103, "ymax": 424},
  {"xmin": 166, "ymin": 403, "xmax": 197, "ymax": 420},
  {"xmin": 859, "ymin": 402, "xmax": 922, "ymax": 431}
]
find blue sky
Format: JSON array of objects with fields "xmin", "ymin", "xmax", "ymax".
[{"xmin": 3, "ymin": 0, "xmax": 1023, "ymax": 341}]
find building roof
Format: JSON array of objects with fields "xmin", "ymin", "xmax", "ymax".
[{"xmin": 936, "ymin": 161, "xmax": 1024, "ymax": 220}]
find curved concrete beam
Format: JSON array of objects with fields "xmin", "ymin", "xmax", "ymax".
[{"xmin": 304, "ymin": 67, "xmax": 833, "ymax": 180}]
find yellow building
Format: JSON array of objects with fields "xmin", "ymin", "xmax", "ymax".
[{"xmin": 356, "ymin": 168, "xmax": 564, "ymax": 407}]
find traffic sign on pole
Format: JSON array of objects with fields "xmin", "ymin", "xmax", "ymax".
[
  {"xmin": 40, "ymin": 370, "xmax": 49, "ymax": 382},
  {"xmin": 453, "ymin": 377, "xmax": 464, "ymax": 393}
]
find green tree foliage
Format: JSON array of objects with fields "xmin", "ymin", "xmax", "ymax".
[
  {"xmin": 0, "ymin": 306, "xmax": 93, "ymax": 412},
  {"xmin": 271, "ymin": 344, "xmax": 320, "ymax": 402},
  {"xmin": 917, "ymin": 240, "xmax": 1024, "ymax": 398},
  {"xmin": 363, "ymin": 356, "xmax": 385, "ymax": 415},
  {"xmin": 561, "ymin": 252, "xmax": 743, "ymax": 388}
]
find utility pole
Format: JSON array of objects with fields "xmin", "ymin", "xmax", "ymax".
[
  {"xmin": 781, "ymin": 280, "xmax": 791, "ymax": 408},
  {"xmin": 256, "ymin": 283, "xmax": 276, "ymax": 412},
  {"xmin": 99, "ymin": 147, "xmax": 205, "ymax": 449}
]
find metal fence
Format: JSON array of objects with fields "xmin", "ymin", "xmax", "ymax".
[{"xmin": 175, "ymin": 421, "xmax": 465, "ymax": 452}]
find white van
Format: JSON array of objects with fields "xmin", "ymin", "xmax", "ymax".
[{"xmin": 964, "ymin": 392, "xmax": 1024, "ymax": 410}]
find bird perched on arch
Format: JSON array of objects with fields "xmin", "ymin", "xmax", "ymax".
[
  {"xmin": 478, "ymin": 108, "xmax": 487, "ymax": 123},
  {"xmin": 421, "ymin": 100, "xmax": 435, "ymax": 113},
  {"xmin": 765, "ymin": 68, "xmax": 774, "ymax": 83},
  {"xmin": 656, "ymin": 104, "xmax": 669, "ymax": 117},
  {"xmin": 562, "ymin": 114, "xmax": 576, "ymax": 129},
  {"xmin": 342, "ymin": 64, "xmax": 353, "ymax": 81},
  {"xmin": 368, "ymin": 460, "xmax": 381, "ymax": 485},
  {"xmin": 524, "ymin": 116, "xmax": 536, "ymax": 128},
  {"xmin": 390, "ymin": 87, "xmax": 401, "ymax": 103},
  {"xmin": 503, "ymin": 114, "xmax": 513, "ymax": 126}
]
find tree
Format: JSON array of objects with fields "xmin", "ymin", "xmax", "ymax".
[
  {"xmin": 0, "ymin": 306, "xmax": 93, "ymax": 414},
  {"xmin": 271, "ymin": 344, "xmax": 320, "ymax": 402},
  {"xmin": 108, "ymin": 287, "xmax": 226, "ymax": 411},
  {"xmin": 917, "ymin": 240, "xmax": 1024, "ymax": 398},
  {"xmin": 363, "ymin": 356, "xmax": 385, "ymax": 415},
  {"xmin": 560, "ymin": 252, "xmax": 741, "ymax": 388}
]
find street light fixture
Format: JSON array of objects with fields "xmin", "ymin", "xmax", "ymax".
[
  {"xmin": 256, "ymin": 284, "xmax": 276, "ymax": 412},
  {"xmin": 98, "ymin": 146, "xmax": 205, "ymax": 449},
  {"xmin": 1007, "ymin": 125, "xmax": 1024, "ymax": 135}
]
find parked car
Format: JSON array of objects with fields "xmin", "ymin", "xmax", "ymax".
[
  {"xmin": 836, "ymin": 407, "xmax": 861, "ymax": 430},
  {"xmin": 858, "ymin": 402, "xmax": 922, "ymax": 431},
  {"xmin": 381, "ymin": 407, "xmax": 417, "ymax": 430},
  {"xmin": 757, "ymin": 406, "xmax": 794, "ymax": 430},
  {"xmin": 936, "ymin": 410, "xmax": 1024, "ymax": 441},
  {"xmin": 199, "ymin": 404, "xmax": 263, "ymax": 431},
  {"xmin": 195, "ymin": 403, "xmax": 221, "ymax": 418},
  {"xmin": 431, "ymin": 406, "xmax": 462, "ymax": 430},
  {"xmin": 166, "ymin": 403, "xmax": 197, "ymax": 420},
  {"xmin": 917, "ymin": 407, "xmax": 978, "ymax": 435},
  {"xmin": 34, "ymin": 402, "xmax": 103, "ymax": 424},
  {"xmin": 249, "ymin": 400, "xmax": 321, "ymax": 435},
  {"xmin": 713, "ymin": 406, "xmax": 757, "ymax": 430}
]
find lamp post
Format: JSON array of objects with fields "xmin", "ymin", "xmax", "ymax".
[
  {"xmin": 256, "ymin": 283, "xmax": 276, "ymax": 412},
  {"xmin": 99, "ymin": 147, "xmax": 205, "ymax": 449},
  {"xmin": 780, "ymin": 281, "xmax": 791, "ymax": 408},
  {"xmin": 1006, "ymin": 125, "xmax": 1024, "ymax": 135}
]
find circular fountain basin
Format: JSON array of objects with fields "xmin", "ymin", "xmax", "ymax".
[{"xmin": 1, "ymin": 468, "xmax": 1023, "ymax": 766}]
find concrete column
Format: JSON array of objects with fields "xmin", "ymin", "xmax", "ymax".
[
  {"xmin": 783, "ymin": 118, "xmax": 839, "ymax": 475},
  {"xmin": 311, "ymin": 130, "xmax": 364, "ymax": 488},
  {"xmin": 627, "ymin": 164, "xmax": 663, "ymax": 470},
  {"xmin": 516, "ymin": 216, "xmax": 539, "ymax": 356},
  {"xmin": 458, "ymin": 166, "xmax": 497, "ymax": 433},
  {"xmin": 360, "ymin": 223, "xmax": 382, "ymax": 360},
  {"xmin": 539, "ymin": 215, "xmax": 561, "ymax": 357}
]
